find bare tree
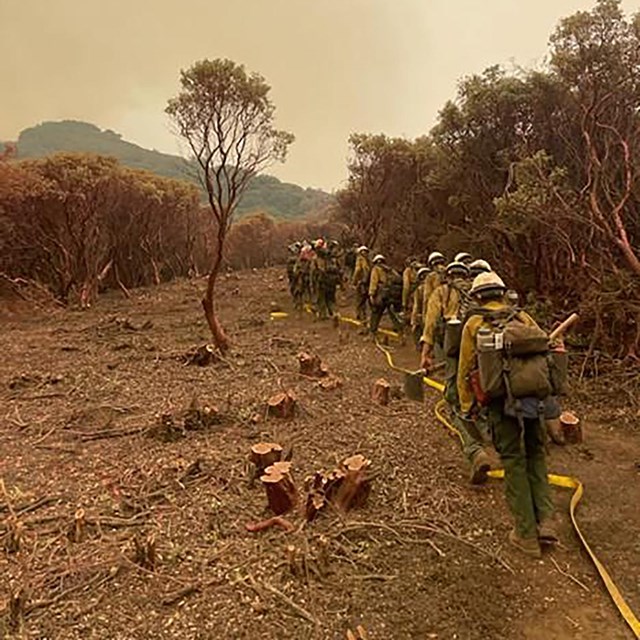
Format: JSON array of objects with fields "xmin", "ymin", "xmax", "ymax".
[{"xmin": 166, "ymin": 58, "xmax": 294, "ymax": 352}]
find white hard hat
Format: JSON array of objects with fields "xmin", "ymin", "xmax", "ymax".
[
  {"xmin": 454, "ymin": 252, "xmax": 473, "ymax": 264},
  {"xmin": 357, "ymin": 245, "xmax": 369, "ymax": 254},
  {"xmin": 445, "ymin": 261, "xmax": 470, "ymax": 276},
  {"xmin": 427, "ymin": 251, "xmax": 446, "ymax": 266},
  {"xmin": 469, "ymin": 259, "xmax": 491, "ymax": 274},
  {"xmin": 470, "ymin": 271, "xmax": 506, "ymax": 296},
  {"xmin": 417, "ymin": 267, "xmax": 430, "ymax": 279},
  {"xmin": 372, "ymin": 254, "xmax": 386, "ymax": 264}
]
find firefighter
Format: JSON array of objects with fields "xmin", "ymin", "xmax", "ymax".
[
  {"xmin": 421, "ymin": 261, "xmax": 492, "ymax": 484},
  {"xmin": 352, "ymin": 245, "xmax": 372, "ymax": 322},
  {"xmin": 457, "ymin": 271, "xmax": 557, "ymax": 558},
  {"xmin": 368, "ymin": 254, "xmax": 404, "ymax": 336}
]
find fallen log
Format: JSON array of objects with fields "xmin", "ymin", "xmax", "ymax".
[{"xmin": 244, "ymin": 516, "xmax": 295, "ymax": 533}]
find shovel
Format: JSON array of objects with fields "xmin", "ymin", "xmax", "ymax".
[{"xmin": 404, "ymin": 369, "xmax": 426, "ymax": 402}]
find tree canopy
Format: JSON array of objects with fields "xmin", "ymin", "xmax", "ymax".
[{"xmin": 334, "ymin": 0, "xmax": 640, "ymax": 356}]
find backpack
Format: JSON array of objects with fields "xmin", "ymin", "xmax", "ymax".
[
  {"xmin": 473, "ymin": 309, "xmax": 553, "ymax": 404},
  {"xmin": 408, "ymin": 272, "xmax": 425, "ymax": 299},
  {"xmin": 382, "ymin": 268, "xmax": 403, "ymax": 306}
]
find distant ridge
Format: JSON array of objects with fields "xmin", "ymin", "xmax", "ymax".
[{"xmin": 2, "ymin": 120, "xmax": 332, "ymax": 219}]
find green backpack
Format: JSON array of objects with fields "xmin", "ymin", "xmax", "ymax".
[
  {"xmin": 382, "ymin": 268, "xmax": 403, "ymax": 307},
  {"xmin": 474, "ymin": 309, "xmax": 553, "ymax": 403}
]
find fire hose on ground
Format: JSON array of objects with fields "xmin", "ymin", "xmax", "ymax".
[{"xmin": 270, "ymin": 308, "xmax": 640, "ymax": 637}]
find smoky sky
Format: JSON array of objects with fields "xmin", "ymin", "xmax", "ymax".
[{"xmin": 2, "ymin": 0, "xmax": 639, "ymax": 190}]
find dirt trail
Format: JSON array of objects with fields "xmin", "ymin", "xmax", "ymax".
[{"xmin": 0, "ymin": 268, "xmax": 638, "ymax": 639}]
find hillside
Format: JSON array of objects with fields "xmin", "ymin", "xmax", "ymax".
[{"xmin": 3, "ymin": 121, "xmax": 332, "ymax": 219}]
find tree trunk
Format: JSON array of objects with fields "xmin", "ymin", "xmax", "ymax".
[
  {"xmin": 202, "ymin": 213, "xmax": 231, "ymax": 354},
  {"xmin": 615, "ymin": 233, "xmax": 640, "ymax": 276},
  {"xmin": 202, "ymin": 269, "xmax": 230, "ymax": 354},
  {"xmin": 150, "ymin": 257, "xmax": 161, "ymax": 286}
]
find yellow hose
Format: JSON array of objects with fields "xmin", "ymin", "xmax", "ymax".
[{"xmin": 270, "ymin": 309, "xmax": 640, "ymax": 637}]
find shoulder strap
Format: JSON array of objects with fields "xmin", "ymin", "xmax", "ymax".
[{"xmin": 463, "ymin": 306, "xmax": 517, "ymax": 328}]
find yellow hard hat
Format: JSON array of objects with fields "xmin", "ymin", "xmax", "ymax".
[{"xmin": 470, "ymin": 271, "xmax": 506, "ymax": 296}]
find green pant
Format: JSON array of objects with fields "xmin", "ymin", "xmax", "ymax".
[
  {"xmin": 412, "ymin": 324, "xmax": 423, "ymax": 351},
  {"xmin": 355, "ymin": 284, "xmax": 368, "ymax": 321},
  {"xmin": 487, "ymin": 401, "xmax": 553, "ymax": 539},
  {"xmin": 369, "ymin": 300, "xmax": 403, "ymax": 334},
  {"xmin": 443, "ymin": 355, "xmax": 485, "ymax": 463},
  {"xmin": 315, "ymin": 287, "xmax": 330, "ymax": 319}
]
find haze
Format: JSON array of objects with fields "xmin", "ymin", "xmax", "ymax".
[{"xmin": 2, "ymin": 0, "xmax": 639, "ymax": 191}]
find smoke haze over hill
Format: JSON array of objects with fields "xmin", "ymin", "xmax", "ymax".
[{"xmin": 2, "ymin": 0, "xmax": 640, "ymax": 190}]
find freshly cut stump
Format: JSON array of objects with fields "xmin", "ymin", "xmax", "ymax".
[
  {"xmin": 267, "ymin": 391, "xmax": 297, "ymax": 419},
  {"xmin": 67, "ymin": 508, "xmax": 86, "ymax": 543},
  {"xmin": 371, "ymin": 378, "xmax": 391, "ymax": 405},
  {"xmin": 297, "ymin": 352, "xmax": 328, "ymax": 378},
  {"xmin": 134, "ymin": 532, "xmax": 157, "ymax": 571},
  {"xmin": 560, "ymin": 411, "xmax": 582, "ymax": 444},
  {"xmin": 261, "ymin": 461, "xmax": 298, "ymax": 515},
  {"xmin": 250, "ymin": 442, "xmax": 283, "ymax": 476},
  {"xmin": 304, "ymin": 456, "xmax": 372, "ymax": 520},
  {"xmin": 335, "ymin": 454, "xmax": 372, "ymax": 512}
]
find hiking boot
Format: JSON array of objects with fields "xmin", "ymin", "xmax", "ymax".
[
  {"xmin": 509, "ymin": 529, "xmax": 542, "ymax": 559},
  {"xmin": 538, "ymin": 518, "xmax": 559, "ymax": 545},
  {"xmin": 469, "ymin": 450, "xmax": 491, "ymax": 485},
  {"xmin": 546, "ymin": 419, "xmax": 565, "ymax": 445}
]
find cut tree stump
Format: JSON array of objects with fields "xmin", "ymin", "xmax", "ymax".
[
  {"xmin": 250, "ymin": 442, "xmax": 283, "ymax": 477},
  {"xmin": 305, "ymin": 491, "xmax": 326, "ymax": 522},
  {"xmin": 183, "ymin": 397, "xmax": 219, "ymax": 431},
  {"xmin": 334, "ymin": 454, "xmax": 372, "ymax": 512},
  {"xmin": 67, "ymin": 508, "xmax": 86, "ymax": 543},
  {"xmin": 261, "ymin": 461, "xmax": 298, "ymax": 515},
  {"xmin": 267, "ymin": 391, "xmax": 297, "ymax": 419},
  {"xmin": 297, "ymin": 352, "xmax": 328, "ymax": 378},
  {"xmin": 560, "ymin": 411, "xmax": 582, "ymax": 444},
  {"xmin": 303, "ymin": 457, "xmax": 372, "ymax": 521},
  {"xmin": 133, "ymin": 532, "xmax": 157, "ymax": 571},
  {"xmin": 183, "ymin": 344, "xmax": 218, "ymax": 367},
  {"xmin": 371, "ymin": 378, "xmax": 391, "ymax": 405}
]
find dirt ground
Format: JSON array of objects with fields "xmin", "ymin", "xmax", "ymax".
[{"xmin": 1, "ymin": 267, "xmax": 639, "ymax": 640}]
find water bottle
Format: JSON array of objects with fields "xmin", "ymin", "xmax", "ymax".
[
  {"xmin": 477, "ymin": 327, "xmax": 495, "ymax": 352},
  {"xmin": 506, "ymin": 289, "xmax": 519, "ymax": 307}
]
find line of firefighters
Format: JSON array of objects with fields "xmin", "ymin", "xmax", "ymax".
[{"xmin": 286, "ymin": 239, "xmax": 570, "ymax": 559}]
